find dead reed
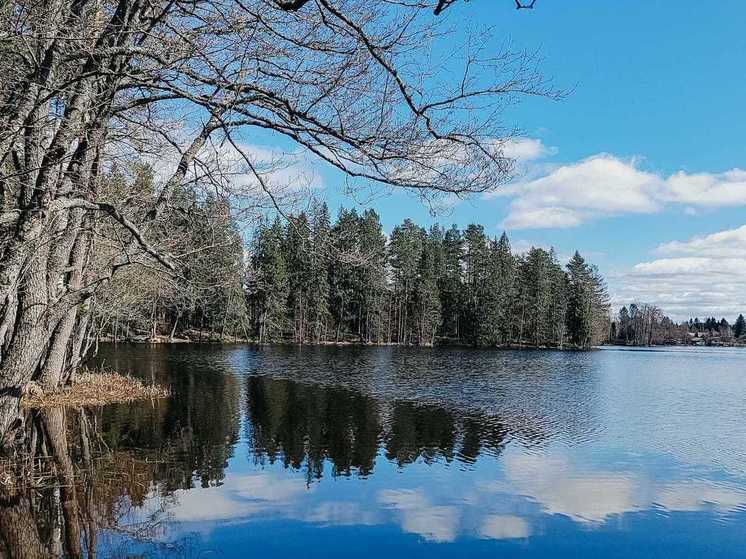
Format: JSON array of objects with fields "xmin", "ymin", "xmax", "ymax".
[{"xmin": 21, "ymin": 371, "xmax": 169, "ymax": 408}]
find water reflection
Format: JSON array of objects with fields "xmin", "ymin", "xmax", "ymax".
[
  {"xmin": 246, "ymin": 376, "xmax": 518, "ymax": 477},
  {"xmin": 0, "ymin": 407, "xmax": 183, "ymax": 558},
  {"xmin": 2, "ymin": 345, "xmax": 746, "ymax": 557},
  {"xmin": 246, "ymin": 377, "xmax": 380, "ymax": 477}
]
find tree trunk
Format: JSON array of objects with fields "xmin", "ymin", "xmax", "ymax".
[
  {"xmin": 170, "ymin": 313, "xmax": 180, "ymax": 341},
  {"xmin": 0, "ymin": 233, "xmax": 53, "ymax": 437}
]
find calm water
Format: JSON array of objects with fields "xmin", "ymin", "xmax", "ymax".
[{"xmin": 16, "ymin": 345, "xmax": 746, "ymax": 557}]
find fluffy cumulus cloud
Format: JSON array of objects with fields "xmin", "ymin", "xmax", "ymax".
[
  {"xmin": 487, "ymin": 148, "xmax": 746, "ymax": 230},
  {"xmin": 611, "ymin": 224, "xmax": 746, "ymax": 319},
  {"xmin": 497, "ymin": 155, "xmax": 663, "ymax": 229},
  {"xmin": 663, "ymin": 169, "xmax": 746, "ymax": 207}
]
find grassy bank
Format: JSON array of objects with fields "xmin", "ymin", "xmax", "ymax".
[{"xmin": 22, "ymin": 372, "xmax": 169, "ymax": 408}]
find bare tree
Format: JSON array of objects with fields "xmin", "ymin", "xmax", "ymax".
[{"xmin": 0, "ymin": 0, "xmax": 554, "ymax": 442}]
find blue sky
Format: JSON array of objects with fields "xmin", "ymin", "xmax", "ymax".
[{"xmin": 243, "ymin": 1, "xmax": 746, "ymax": 321}]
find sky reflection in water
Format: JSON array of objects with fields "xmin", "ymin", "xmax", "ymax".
[{"xmin": 92, "ymin": 345, "xmax": 746, "ymax": 558}]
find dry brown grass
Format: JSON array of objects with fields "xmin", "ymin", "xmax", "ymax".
[{"xmin": 21, "ymin": 372, "xmax": 169, "ymax": 409}]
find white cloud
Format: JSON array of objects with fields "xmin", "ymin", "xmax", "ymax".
[
  {"xmin": 656, "ymin": 224, "xmax": 746, "ymax": 259},
  {"xmin": 496, "ymin": 155, "xmax": 662, "ymax": 229},
  {"xmin": 488, "ymin": 151, "xmax": 746, "ymax": 230},
  {"xmin": 197, "ymin": 141, "xmax": 323, "ymax": 196},
  {"xmin": 506, "ymin": 207, "xmax": 585, "ymax": 229},
  {"xmin": 662, "ymin": 169, "xmax": 746, "ymax": 207},
  {"xmin": 655, "ymin": 481, "xmax": 746, "ymax": 514},
  {"xmin": 501, "ymin": 138, "xmax": 553, "ymax": 162},
  {"xmin": 138, "ymin": 134, "xmax": 322, "ymax": 211},
  {"xmin": 378, "ymin": 489, "xmax": 461, "ymax": 543},
  {"xmin": 305, "ymin": 501, "xmax": 381, "ymax": 527},
  {"xmin": 612, "ymin": 224, "xmax": 746, "ymax": 319}
]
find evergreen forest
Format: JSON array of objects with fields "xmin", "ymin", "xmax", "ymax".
[{"xmin": 94, "ymin": 189, "xmax": 611, "ymax": 349}]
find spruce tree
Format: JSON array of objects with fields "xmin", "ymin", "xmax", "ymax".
[
  {"xmin": 329, "ymin": 208, "xmax": 361, "ymax": 341},
  {"xmin": 734, "ymin": 314, "xmax": 746, "ymax": 338},
  {"xmin": 439, "ymin": 225, "xmax": 464, "ymax": 341},
  {"xmin": 461, "ymin": 224, "xmax": 489, "ymax": 346},
  {"xmin": 478, "ymin": 237, "xmax": 504, "ymax": 346},
  {"xmin": 566, "ymin": 252, "xmax": 588, "ymax": 347},
  {"xmin": 251, "ymin": 217, "xmax": 289, "ymax": 342},
  {"xmin": 618, "ymin": 306, "xmax": 631, "ymax": 344},
  {"xmin": 308, "ymin": 203, "xmax": 332, "ymax": 342},
  {"xmin": 495, "ymin": 233, "xmax": 517, "ymax": 344},
  {"xmin": 357, "ymin": 209, "xmax": 387, "ymax": 342},
  {"xmin": 547, "ymin": 248, "xmax": 568, "ymax": 347},
  {"xmin": 388, "ymin": 219, "xmax": 425, "ymax": 344},
  {"xmin": 566, "ymin": 251, "xmax": 609, "ymax": 349},
  {"xmin": 285, "ymin": 213, "xmax": 312, "ymax": 342}
]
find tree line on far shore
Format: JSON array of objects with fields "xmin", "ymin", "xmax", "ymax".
[
  {"xmin": 610, "ymin": 303, "xmax": 746, "ymax": 346},
  {"xmin": 94, "ymin": 199, "xmax": 611, "ymax": 349}
]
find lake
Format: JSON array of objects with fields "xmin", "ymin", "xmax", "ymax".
[{"xmin": 11, "ymin": 344, "xmax": 746, "ymax": 557}]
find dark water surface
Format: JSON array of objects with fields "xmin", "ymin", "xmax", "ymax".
[{"xmin": 45, "ymin": 345, "xmax": 746, "ymax": 556}]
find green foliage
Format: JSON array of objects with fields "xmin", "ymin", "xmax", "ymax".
[
  {"xmin": 252, "ymin": 218, "xmax": 289, "ymax": 342},
  {"xmin": 565, "ymin": 252, "xmax": 610, "ymax": 348},
  {"xmin": 247, "ymin": 213, "xmax": 609, "ymax": 348},
  {"xmin": 95, "ymin": 177, "xmax": 610, "ymax": 349}
]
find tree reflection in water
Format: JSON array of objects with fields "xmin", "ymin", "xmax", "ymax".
[
  {"xmin": 0, "ymin": 363, "xmax": 554, "ymax": 557},
  {"xmin": 0, "ymin": 407, "xmax": 175, "ymax": 558},
  {"xmin": 0, "ymin": 361, "xmax": 242, "ymax": 558},
  {"xmin": 245, "ymin": 375, "xmax": 522, "ymax": 479}
]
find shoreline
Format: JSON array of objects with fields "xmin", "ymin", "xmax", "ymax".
[
  {"xmin": 98, "ymin": 337, "xmax": 599, "ymax": 351},
  {"xmin": 603, "ymin": 341, "xmax": 746, "ymax": 349},
  {"xmin": 99, "ymin": 336, "xmax": 746, "ymax": 351}
]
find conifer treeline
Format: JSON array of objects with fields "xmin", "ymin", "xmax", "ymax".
[{"xmin": 247, "ymin": 204, "xmax": 610, "ymax": 348}]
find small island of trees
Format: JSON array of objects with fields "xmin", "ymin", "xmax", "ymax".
[{"xmin": 91, "ymin": 182, "xmax": 611, "ymax": 350}]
